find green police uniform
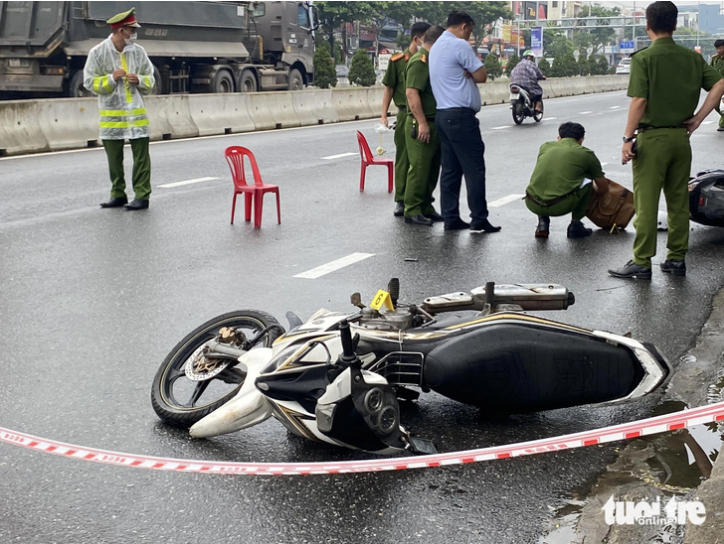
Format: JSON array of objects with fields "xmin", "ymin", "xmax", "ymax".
[
  {"xmin": 710, "ymin": 54, "xmax": 724, "ymax": 128},
  {"xmin": 628, "ymin": 37, "xmax": 722, "ymax": 268},
  {"xmin": 382, "ymin": 50, "xmax": 411, "ymax": 203},
  {"xmin": 525, "ymin": 138, "xmax": 603, "ymax": 220},
  {"xmin": 404, "ymin": 49, "xmax": 440, "ymax": 218}
]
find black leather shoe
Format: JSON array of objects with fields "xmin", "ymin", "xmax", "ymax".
[
  {"xmin": 718, "ymin": 127, "xmax": 724, "ymax": 132},
  {"xmin": 100, "ymin": 196, "xmax": 128, "ymax": 208},
  {"xmin": 661, "ymin": 259, "xmax": 686, "ymax": 276},
  {"xmin": 404, "ymin": 214, "xmax": 433, "ymax": 226},
  {"xmin": 124, "ymin": 199, "xmax": 149, "ymax": 211},
  {"xmin": 567, "ymin": 220, "xmax": 593, "ymax": 239},
  {"xmin": 444, "ymin": 218, "xmax": 470, "ymax": 231},
  {"xmin": 425, "ymin": 210, "xmax": 445, "ymax": 222},
  {"xmin": 393, "ymin": 202, "xmax": 405, "ymax": 217},
  {"xmin": 535, "ymin": 215, "xmax": 550, "ymax": 239},
  {"xmin": 608, "ymin": 260, "xmax": 652, "ymax": 280},
  {"xmin": 470, "ymin": 219, "xmax": 501, "ymax": 233}
]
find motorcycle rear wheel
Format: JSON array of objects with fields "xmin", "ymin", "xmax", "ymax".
[
  {"xmin": 512, "ymin": 103, "xmax": 525, "ymax": 125},
  {"xmin": 534, "ymin": 103, "xmax": 544, "ymax": 123},
  {"xmin": 151, "ymin": 310, "xmax": 282, "ymax": 428}
]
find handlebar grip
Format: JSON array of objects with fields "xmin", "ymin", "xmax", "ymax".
[{"xmin": 339, "ymin": 320, "xmax": 355, "ymax": 359}]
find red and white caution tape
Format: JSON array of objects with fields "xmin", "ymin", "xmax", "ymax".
[{"xmin": 2, "ymin": 401, "xmax": 724, "ymax": 476}]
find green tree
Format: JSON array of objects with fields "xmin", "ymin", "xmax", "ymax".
[
  {"xmin": 484, "ymin": 54, "xmax": 503, "ymax": 80},
  {"xmin": 544, "ymin": 33, "xmax": 575, "ymax": 60},
  {"xmin": 551, "ymin": 52, "xmax": 578, "ymax": 77},
  {"xmin": 577, "ymin": 50, "xmax": 590, "ymax": 76},
  {"xmin": 538, "ymin": 57, "xmax": 551, "ymax": 77},
  {"xmin": 315, "ymin": 2, "xmax": 377, "ymax": 58},
  {"xmin": 313, "ymin": 42, "xmax": 337, "ymax": 89},
  {"xmin": 597, "ymin": 55, "xmax": 610, "ymax": 75},
  {"xmin": 505, "ymin": 53, "xmax": 520, "ymax": 76},
  {"xmin": 348, "ymin": 49, "xmax": 376, "ymax": 86},
  {"xmin": 574, "ymin": 6, "xmax": 620, "ymax": 54}
]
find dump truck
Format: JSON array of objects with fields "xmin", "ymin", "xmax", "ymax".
[{"xmin": 0, "ymin": 1, "xmax": 317, "ymax": 98}]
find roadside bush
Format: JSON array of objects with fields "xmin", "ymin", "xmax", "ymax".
[
  {"xmin": 538, "ymin": 57, "xmax": 551, "ymax": 76},
  {"xmin": 562, "ymin": 52, "xmax": 579, "ymax": 76},
  {"xmin": 577, "ymin": 51, "xmax": 590, "ymax": 76},
  {"xmin": 598, "ymin": 56, "xmax": 610, "ymax": 75},
  {"xmin": 505, "ymin": 53, "xmax": 520, "ymax": 77},
  {"xmin": 314, "ymin": 42, "xmax": 337, "ymax": 89},
  {"xmin": 484, "ymin": 53, "xmax": 503, "ymax": 81},
  {"xmin": 348, "ymin": 49, "xmax": 376, "ymax": 87}
]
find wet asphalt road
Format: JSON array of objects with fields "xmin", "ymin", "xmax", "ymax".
[{"xmin": 2, "ymin": 90, "xmax": 724, "ymax": 544}]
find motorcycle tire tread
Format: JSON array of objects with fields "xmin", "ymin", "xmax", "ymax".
[{"xmin": 150, "ymin": 310, "xmax": 282, "ymax": 428}]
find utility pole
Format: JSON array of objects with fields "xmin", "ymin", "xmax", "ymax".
[
  {"xmin": 633, "ymin": 0, "xmax": 637, "ymax": 52},
  {"xmin": 697, "ymin": 1, "xmax": 701, "ymax": 49},
  {"xmin": 517, "ymin": 12, "xmax": 521, "ymax": 56}
]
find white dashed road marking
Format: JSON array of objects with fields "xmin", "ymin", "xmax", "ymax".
[
  {"xmin": 609, "ymin": 106, "xmax": 622, "ymax": 109},
  {"xmin": 579, "ymin": 111, "xmax": 593, "ymax": 115},
  {"xmin": 294, "ymin": 252, "xmax": 375, "ymax": 279},
  {"xmin": 543, "ymin": 117, "xmax": 557, "ymax": 121},
  {"xmin": 322, "ymin": 152, "xmax": 358, "ymax": 160},
  {"xmin": 491, "ymin": 126, "xmax": 511, "ymax": 130},
  {"xmin": 489, "ymin": 194, "xmax": 525, "ymax": 207},
  {"xmin": 158, "ymin": 177, "xmax": 219, "ymax": 188}
]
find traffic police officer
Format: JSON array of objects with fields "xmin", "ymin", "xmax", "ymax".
[
  {"xmin": 403, "ymin": 26, "xmax": 445, "ymax": 226},
  {"xmin": 84, "ymin": 7, "xmax": 155, "ymax": 211},
  {"xmin": 711, "ymin": 39, "xmax": 724, "ymax": 131},
  {"xmin": 381, "ymin": 22, "xmax": 431, "ymax": 216},
  {"xmin": 609, "ymin": 1, "xmax": 724, "ymax": 279}
]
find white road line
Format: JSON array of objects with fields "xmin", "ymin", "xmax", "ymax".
[
  {"xmin": 321, "ymin": 152, "xmax": 358, "ymax": 160},
  {"xmin": 601, "ymin": 163, "xmax": 609, "ymax": 166},
  {"xmin": 543, "ymin": 117, "xmax": 557, "ymax": 121},
  {"xmin": 609, "ymin": 106, "xmax": 622, "ymax": 109},
  {"xmin": 294, "ymin": 252, "xmax": 375, "ymax": 279},
  {"xmin": 703, "ymin": 121, "xmax": 714, "ymax": 125},
  {"xmin": 491, "ymin": 126, "xmax": 510, "ymax": 130},
  {"xmin": 157, "ymin": 177, "xmax": 219, "ymax": 189},
  {"xmin": 489, "ymin": 194, "xmax": 524, "ymax": 208},
  {"xmin": 579, "ymin": 111, "xmax": 593, "ymax": 115}
]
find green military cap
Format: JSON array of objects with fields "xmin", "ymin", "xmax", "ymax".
[{"xmin": 107, "ymin": 8, "xmax": 141, "ymax": 28}]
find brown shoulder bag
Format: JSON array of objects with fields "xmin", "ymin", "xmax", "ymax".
[{"xmin": 585, "ymin": 180, "xmax": 635, "ymax": 230}]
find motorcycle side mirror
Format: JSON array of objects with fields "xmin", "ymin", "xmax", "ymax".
[{"xmin": 350, "ymin": 292, "xmax": 366, "ymax": 309}]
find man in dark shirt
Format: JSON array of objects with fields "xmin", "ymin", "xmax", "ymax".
[
  {"xmin": 609, "ymin": 1, "xmax": 724, "ymax": 279},
  {"xmin": 525, "ymin": 122, "xmax": 611, "ymax": 238}
]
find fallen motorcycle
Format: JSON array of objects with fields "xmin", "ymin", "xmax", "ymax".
[
  {"xmin": 689, "ymin": 170, "xmax": 724, "ymax": 228},
  {"xmin": 151, "ymin": 280, "xmax": 671, "ymax": 455}
]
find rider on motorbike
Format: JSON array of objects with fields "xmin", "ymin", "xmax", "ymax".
[{"xmin": 510, "ymin": 50, "xmax": 546, "ymax": 112}]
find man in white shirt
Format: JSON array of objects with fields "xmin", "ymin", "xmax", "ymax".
[{"xmin": 429, "ymin": 11, "xmax": 500, "ymax": 233}]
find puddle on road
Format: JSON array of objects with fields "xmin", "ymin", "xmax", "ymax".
[{"xmin": 539, "ymin": 392, "xmax": 724, "ymax": 543}]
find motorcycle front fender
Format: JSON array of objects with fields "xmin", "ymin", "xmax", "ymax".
[{"xmin": 189, "ymin": 348, "xmax": 273, "ymax": 439}]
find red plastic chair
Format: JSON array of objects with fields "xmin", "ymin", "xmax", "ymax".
[
  {"xmin": 356, "ymin": 130, "xmax": 394, "ymax": 193},
  {"xmin": 225, "ymin": 146, "xmax": 280, "ymax": 228}
]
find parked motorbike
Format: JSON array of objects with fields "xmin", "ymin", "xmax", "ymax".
[
  {"xmin": 689, "ymin": 170, "xmax": 724, "ymax": 228},
  {"xmin": 151, "ymin": 280, "xmax": 672, "ymax": 455},
  {"xmin": 510, "ymin": 85, "xmax": 543, "ymax": 124}
]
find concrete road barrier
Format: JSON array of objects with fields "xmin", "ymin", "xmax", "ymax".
[
  {"xmin": 292, "ymin": 89, "xmax": 338, "ymax": 126},
  {"xmin": 0, "ymin": 76, "xmax": 629, "ymax": 156},
  {"xmin": 188, "ymin": 94, "xmax": 255, "ymax": 136},
  {"xmin": 332, "ymin": 88, "xmax": 374, "ymax": 122},
  {"xmin": 0, "ymin": 100, "xmax": 49, "ymax": 155},
  {"xmin": 145, "ymin": 95, "xmax": 199, "ymax": 140},
  {"xmin": 37, "ymin": 98, "xmax": 98, "ymax": 150},
  {"xmin": 247, "ymin": 92, "xmax": 301, "ymax": 130}
]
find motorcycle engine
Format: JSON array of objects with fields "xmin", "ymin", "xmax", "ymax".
[{"xmin": 357, "ymin": 307, "xmax": 415, "ymax": 331}]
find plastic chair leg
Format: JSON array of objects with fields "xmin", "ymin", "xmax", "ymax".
[
  {"xmin": 231, "ymin": 192, "xmax": 237, "ymax": 224},
  {"xmin": 244, "ymin": 193, "xmax": 253, "ymax": 222},
  {"xmin": 387, "ymin": 163, "xmax": 394, "ymax": 193},
  {"xmin": 253, "ymin": 191, "xmax": 263, "ymax": 228},
  {"xmin": 359, "ymin": 163, "xmax": 366, "ymax": 192},
  {"xmin": 275, "ymin": 190, "xmax": 281, "ymax": 224}
]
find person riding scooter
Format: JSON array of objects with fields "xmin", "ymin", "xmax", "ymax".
[{"xmin": 510, "ymin": 50, "xmax": 546, "ymax": 112}]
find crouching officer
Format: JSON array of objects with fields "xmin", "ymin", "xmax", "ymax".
[
  {"xmin": 381, "ymin": 22, "xmax": 431, "ymax": 216},
  {"xmin": 403, "ymin": 26, "xmax": 445, "ymax": 226},
  {"xmin": 84, "ymin": 7, "xmax": 155, "ymax": 211},
  {"xmin": 609, "ymin": 1, "xmax": 724, "ymax": 279},
  {"xmin": 525, "ymin": 122, "xmax": 612, "ymax": 239}
]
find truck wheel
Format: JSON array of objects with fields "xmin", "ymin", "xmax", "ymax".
[
  {"xmin": 238, "ymin": 70, "xmax": 257, "ymax": 93},
  {"xmin": 68, "ymin": 70, "xmax": 92, "ymax": 98},
  {"xmin": 212, "ymin": 69, "xmax": 235, "ymax": 93},
  {"xmin": 288, "ymin": 68, "xmax": 304, "ymax": 91}
]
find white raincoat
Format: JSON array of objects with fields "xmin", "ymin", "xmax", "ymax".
[{"xmin": 83, "ymin": 36, "xmax": 155, "ymax": 141}]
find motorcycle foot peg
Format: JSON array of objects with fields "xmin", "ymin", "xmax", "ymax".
[{"xmin": 408, "ymin": 436, "xmax": 438, "ymax": 455}]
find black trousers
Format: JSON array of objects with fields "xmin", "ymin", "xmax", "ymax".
[{"xmin": 436, "ymin": 108, "xmax": 489, "ymax": 222}]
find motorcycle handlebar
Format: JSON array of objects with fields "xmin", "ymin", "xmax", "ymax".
[{"xmin": 339, "ymin": 320, "xmax": 356, "ymax": 360}]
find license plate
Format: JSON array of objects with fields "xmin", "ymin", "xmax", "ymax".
[
  {"xmin": 8, "ymin": 59, "xmax": 29, "ymax": 68},
  {"xmin": 509, "ymin": 93, "xmax": 519, "ymax": 100}
]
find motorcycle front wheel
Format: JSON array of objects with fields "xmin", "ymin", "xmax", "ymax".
[
  {"xmin": 151, "ymin": 310, "xmax": 282, "ymax": 427},
  {"xmin": 534, "ymin": 102, "xmax": 544, "ymax": 123},
  {"xmin": 512, "ymin": 103, "xmax": 525, "ymax": 125}
]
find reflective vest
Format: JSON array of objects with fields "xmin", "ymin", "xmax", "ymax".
[{"xmin": 83, "ymin": 36, "xmax": 154, "ymax": 140}]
